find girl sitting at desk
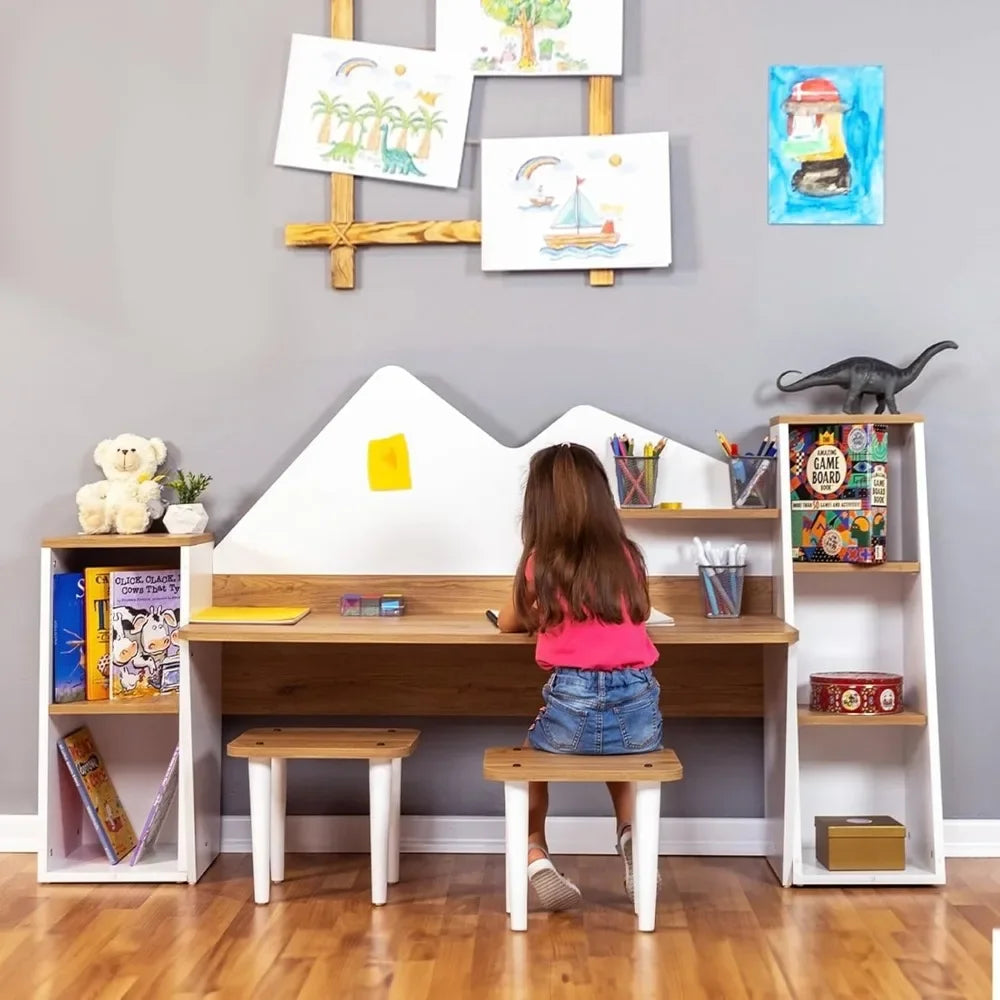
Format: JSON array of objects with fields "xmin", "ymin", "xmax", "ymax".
[{"xmin": 496, "ymin": 442, "xmax": 663, "ymax": 912}]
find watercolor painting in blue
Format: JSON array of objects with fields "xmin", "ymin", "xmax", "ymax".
[{"xmin": 768, "ymin": 65, "xmax": 884, "ymax": 225}]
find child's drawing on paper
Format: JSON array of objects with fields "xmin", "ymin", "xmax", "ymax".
[
  {"xmin": 481, "ymin": 133, "xmax": 671, "ymax": 272},
  {"xmin": 436, "ymin": 0, "xmax": 623, "ymax": 77},
  {"xmin": 768, "ymin": 65, "xmax": 884, "ymax": 225},
  {"xmin": 274, "ymin": 35, "xmax": 474, "ymax": 189}
]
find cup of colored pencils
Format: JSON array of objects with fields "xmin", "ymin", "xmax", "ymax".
[{"xmin": 611, "ymin": 435, "xmax": 666, "ymax": 508}]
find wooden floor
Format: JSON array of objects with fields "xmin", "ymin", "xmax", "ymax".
[{"xmin": 1, "ymin": 853, "xmax": 998, "ymax": 999}]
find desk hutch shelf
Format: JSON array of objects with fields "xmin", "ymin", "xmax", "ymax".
[{"xmin": 37, "ymin": 534, "xmax": 216, "ymax": 885}]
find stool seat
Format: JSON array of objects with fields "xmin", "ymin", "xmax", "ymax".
[
  {"xmin": 228, "ymin": 727, "xmax": 420, "ymax": 760},
  {"xmin": 483, "ymin": 745, "xmax": 683, "ymax": 933},
  {"xmin": 483, "ymin": 746, "xmax": 682, "ymax": 783},
  {"xmin": 227, "ymin": 727, "xmax": 420, "ymax": 907}
]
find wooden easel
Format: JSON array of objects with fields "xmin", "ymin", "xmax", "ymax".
[{"xmin": 284, "ymin": 0, "xmax": 617, "ymax": 289}]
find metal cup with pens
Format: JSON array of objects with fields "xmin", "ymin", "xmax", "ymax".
[
  {"xmin": 694, "ymin": 537, "xmax": 747, "ymax": 618},
  {"xmin": 729, "ymin": 455, "xmax": 776, "ymax": 509}
]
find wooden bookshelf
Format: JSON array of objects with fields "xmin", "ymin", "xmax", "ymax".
[
  {"xmin": 793, "ymin": 561, "xmax": 920, "ymax": 574},
  {"xmin": 49, "ymin": 694, "xmax": 179, "ymax": 716},
  {"xmin": 770, "ymin": 413, "xmax": 923, "ymax": 426},
  {"xmin": 798, "ymin": 708, "xmax": 927, "ymax": 727},
  {"xmin": 42, "ymin": 533, "xmax": 212, "ymax": 549},
  {"xmin": 619, "ymin": 507, "xmax": 778, "ymax": 521}
]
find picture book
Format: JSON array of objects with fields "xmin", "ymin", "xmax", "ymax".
[
  {"xmin": 52, "ymin": 572, "xmax": 86, "ymax": 703},
  {"xmin": 84, "ymin": 567, "xmax": 127, "ymax": 700},
  {"xmin": 789, "ymin": 423, "xmax": 888, "ymax": 563},
  {"xmin": 109, "ymin": 569, "xmax": 182, "ymax": 698},
  {"xmin": 190, "ymin": 606, "xmax": 310, "ymax": 625},
  {"xmin": 131, "ymin": 744, "xmax": 179, "ymax": 866},
  {"xmin": 57, "ymin": 726, "xmax": 136, "ymax": 863}
]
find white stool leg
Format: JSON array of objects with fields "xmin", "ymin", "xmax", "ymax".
[
  {"xmin": 388, "ymin": 757, "xmax": 401, "ymax": 885},
  {"xmin": 504, "ymin": 781, "xmax": 529, "ymax": 931},
  {"xmin": 247, "ymin": 757, "xmax": 271, "ymax": 905},
  {"xmin": 270, "ymin": 757, "xmax": 287, "ymax": 884},
  {"xmin": 369, "ymin": 759, "xmax": 392, "ymax": 906},
  {"xmin": 631, "ymin": 814, "xmax": 640, "ymax": 916},
  {"xmin": 635, "ymin": 781, "xmax": 661, "ymax": 932},
  {"xmin": 505, "ymin": 830, "xmax": 512, "ymax": 915}
]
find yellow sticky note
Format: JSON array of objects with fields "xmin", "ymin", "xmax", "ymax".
[{"xmin": 367, "ymin": 434, "xmax": 412, "ymax": 491}]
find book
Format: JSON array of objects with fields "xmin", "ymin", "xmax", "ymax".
[
  {"xmin": 485, "ymin": 606, "xmax": 674, "ymax": 627},
  {"xmin": 57, "ymin": 726, "xmax": 136, "ymax": 863},
  {"xmin": 109, "ymin": 569, "xmax": 182, "ymax": 698},
  {"xmin": 789, "ymin": 422, "xmax": 888, "ymax": 564},
  {"xmin": 189, "ymin": 606, "xmax": 310, "ymax": 626},
  {"xmin": 84, "ymin": 566, "xmax": 125, "ymax": 701},
  {"xmin": 52, "ymin": 572, "xmax": 87, "ymax": 703},
  {"xmin": 131, "ymin": 745, "xmax": 179, "ymax": 866}
]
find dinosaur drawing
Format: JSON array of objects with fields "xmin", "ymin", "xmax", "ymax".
[
  {"xmin": 322, "ymin": 140, "xmax": 359, "ymax": 165},
  {"xmin": 379, "ymin": 124, "xmax": 425, "ymax": 177},
  {"xmin": 776, "ymin": 341, "xmax": 958, "ymax": 414}
]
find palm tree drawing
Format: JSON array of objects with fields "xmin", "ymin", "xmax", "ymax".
[
  {"xmin": 359, "ymin": 92, "xmax": 400, "ymax": 153},
  {"xmin": 336, "ymin": 104, "xmax": 367, "ymax": 145},
  {"xmin": 389, "ymin": 107, "xmax": 422, "ymax": 150},
  {"xmin": 413, "ymin": 107, "xmax": 448, "ymax": 160},
  {"xmin": 311, "ymin": 91, "xmax": 347, "ymax": 145}
]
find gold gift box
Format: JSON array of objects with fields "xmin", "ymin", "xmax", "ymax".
[{"xmin": 815, "ymin": 815, "xmax": 906, "ymax": 871}]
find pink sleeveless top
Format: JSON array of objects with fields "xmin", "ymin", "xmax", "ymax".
[{"xmin": 525, "ymin": 553, "xmax": 659, "ymax": 671}]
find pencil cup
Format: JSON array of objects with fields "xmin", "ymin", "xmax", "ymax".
[
  {"xmin": 614, "ymin": 456, "xmax": 659, "ymax": 508},
  {"xmin": 729, "ymin": 456, "xmax": 776, "ymax": 509},
  {"xmin": 698, "ymin": 564, "xmax": 745, "ymax": 618}
]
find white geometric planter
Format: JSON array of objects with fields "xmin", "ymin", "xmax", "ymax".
[{"xmin": 163, "ymin": 503, "xmax": 209, "ymax": 535}]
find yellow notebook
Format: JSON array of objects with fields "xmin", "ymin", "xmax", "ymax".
[{"xmin": 190, "ymin": 606, "xmax": 310, "ymax": 626}]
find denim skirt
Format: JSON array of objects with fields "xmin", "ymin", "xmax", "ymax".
[{"xmin": 527, "ymin": 666, "xmax": 663, "ymax": 755}]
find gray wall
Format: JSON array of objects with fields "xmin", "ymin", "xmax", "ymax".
[{"xmin": 1, "ymin": 0, "xmax": 995, "ymax": 820}]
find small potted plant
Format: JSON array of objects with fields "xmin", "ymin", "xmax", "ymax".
[{"xmin": 163, "ymin": 470, "xmax": 213, "ymax": 535}]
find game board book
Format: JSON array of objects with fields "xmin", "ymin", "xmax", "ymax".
[
  {"xmin": 52, "ymin": 572, "xmax": 86, "ymax": 703},
  {"xmin": 57, "ymin": 725, "xmax": 136, "ymax": 863},
  {"xmin": 109, "ymin": 569, "xmax": 181, "ymax": 698},
  {"xmin": 789, "ymin": 422, "xmax": 888, "ymax": 564}
]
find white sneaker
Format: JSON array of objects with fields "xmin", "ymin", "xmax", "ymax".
[
  {"xmin": 527, "ymin": 851, "xmax": 582, "ymax": 911},
  {"xmin": 617, "ymin": 825, "xmax": 661, "ymax": 902}
]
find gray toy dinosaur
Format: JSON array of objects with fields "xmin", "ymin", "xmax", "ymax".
[{"xmin": 776, "ymin": 340, "xmax": 958, "ymax": 414}]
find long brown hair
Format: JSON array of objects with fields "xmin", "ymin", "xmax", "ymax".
[{"xmin": 513, "ymin": 443, "xmax": 650, "ymax": 630}]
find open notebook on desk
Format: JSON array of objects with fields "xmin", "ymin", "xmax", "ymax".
[
  {"xmin": 485, "ymin": 607, "xmax": 674, "ymax": 628},
  {"xmin": 190, "ymin": 606, "xmax": 311, "ymax": 626}
]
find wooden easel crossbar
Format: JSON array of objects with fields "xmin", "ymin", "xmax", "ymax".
[{"xmin": 284, "ymin": 0, "xmax": 618, "ymax": 290}]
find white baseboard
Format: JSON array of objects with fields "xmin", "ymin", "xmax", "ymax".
[{"xmin": 6, "ymin": 814, "xmax": 1000, "ymax": 858}]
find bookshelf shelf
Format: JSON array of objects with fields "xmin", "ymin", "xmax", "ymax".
[
  {"xmin": 41, "ymin": 843, "xmax": 184, "ymax": 884},
  {"xmin": 798, "ymin": 850, "xmax": 937, "ymax": 886},
  {"xmin": 797, "ymin": 708, "xmax": 927, "ymax": 727},
  {"xmin": 770, "ymin": 413, "xmax": 924, "ymax": 426},
  {"xmin": 49, "ymin": 694, "xmax": 179, "ymax": 716},
  {"xmin": 619, "ymin": 507, "xmax": 778, "ymax": 521},
  {"xmin": 42, "ymin": 533, "xmax": 212, "ymax": 549},
  {"xmin": 792, "ymin": 561, "xmax": 920, "ymax": 575}
]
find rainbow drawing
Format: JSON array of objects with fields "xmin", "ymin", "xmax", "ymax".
[
  {"xmin": 515, "ymin": 155, "xmax": 561, "ymax": 181},
  {"xmin": 336, "ymin": 57, "xmax": 377, "ymax": 76}
]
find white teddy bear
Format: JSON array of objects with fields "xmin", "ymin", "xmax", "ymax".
[{"xmin": 76, "ymin": 433, "xmax": 168, "ymax": 535}]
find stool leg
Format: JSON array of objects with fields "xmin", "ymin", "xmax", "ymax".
[
  {"xmin": 369, "ymin": 759, "xmax": 392, "ymax": 906},
  {"xmin": 504, "ymin": 781, "xmax": 529, "ymax": 931},
  {"xmin": 634, "ymin": 780, "xmax": 661, "ymax": 932},
  {"xmin": 247, "ymin": 758, "xmax": 271, "ymax": 905},
  {"xmin": 388, "ymin": 757, "xmax": 401, "ymax": 885},
  {"xmin": 631, "ymin": 807, "xmax": 640, "ymax": 917},
  {"xmin": 270, "ymin": 757, "xmax": 287, "ymax": 884}
]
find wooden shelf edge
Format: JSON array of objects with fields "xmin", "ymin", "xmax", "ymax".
[
  {"xmin": 793, "ymin": 561, "xmax": 920, "ymax": 574},
  {"xmin": 49, "ymin": 694, "xmax": 179, "ymax": 716},
  {"xmin": 42, "ymin": 533, "xmax": 212, "ymax": 549},
  {"xmin": 797, "ymin": 707, "xmax": 926, "ymax": 727},
  {"xmin": 620, "ymin": 508, "xmax": 778, "ymax": 521},
  {"xmin": 770, "ymin": 413, "xmax": 923, "ymax": 426}
]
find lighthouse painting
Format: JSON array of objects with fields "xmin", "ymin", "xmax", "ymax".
[
  {"xmin": 768, "ymin": 65, "xmax": 884, "ymax": 225},
  {"xmin": 480, "ymin": 132, "xmax": 672, "ymax": 272}
]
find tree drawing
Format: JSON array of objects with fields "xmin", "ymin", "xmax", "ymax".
[
  {"xmin": 359, "ymin": 92, "xmax": 400, "ymax": 152},
  {"xmin": 389, "ymin": 107, "xmax": 423, "ymax": 150},
  {"xmin": 336, "ymin": 104, "xmax": 367, "ymax": 144},
  {"xmin": 480, "ymin": 0, "xmax": 573, "ymax": 70},
  {"xmin": 311, "ymin": 92, "xmax": 347, "ymax": 144},
  {"xmin": 413, "ymin": 108, "xmax": 447, "ymax": 160}
]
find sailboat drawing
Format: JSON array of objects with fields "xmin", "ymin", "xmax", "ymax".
[{"xmin": 543, "ymin": 177, "xmax": 620, "ymax": 253}]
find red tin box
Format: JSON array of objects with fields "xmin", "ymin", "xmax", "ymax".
[{"xmin": 809, "ymin": 671, "xmax": 903, "ymax": 715}]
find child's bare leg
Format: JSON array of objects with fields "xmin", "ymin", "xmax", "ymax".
[
  {"xmin": 607, "ymin": 781, "xmax": 634, "ymax": 835},
  {"xmin": 528, "ymin": 781, "xmax": 549, "ymax": 863}
]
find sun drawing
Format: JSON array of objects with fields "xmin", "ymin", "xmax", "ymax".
[
  {"xmin": 608, "ymin": 153, "xmax": 622, "ymax": 167},
  {"xmin": 395, "ymin": 64, "xmax": 407, "ymax": 76}
]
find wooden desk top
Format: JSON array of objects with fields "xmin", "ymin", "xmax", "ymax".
[{"xmin": 178, "ymin": 612, "xmax": 798, "ymax": 645}]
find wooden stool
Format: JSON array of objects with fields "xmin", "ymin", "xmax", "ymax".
[
  {"xmin": 227, "ymin": 727, "xmax": 420, "ymax": 906},
  {"xmin": 483, "ymin": 746, "xmax": 683, "ymax": 932}
]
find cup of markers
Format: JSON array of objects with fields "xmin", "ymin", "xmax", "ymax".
[
  {"xmin": 611, "ymin": 434, "xmax": 666, "ymax": 508},
  {"xmin": 715, "ymin": 430, "xmax": 777, "ymax": 509},
  {"xmin": 694, "ymin": 536, "xmax": 747, "ymax": 618}
]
